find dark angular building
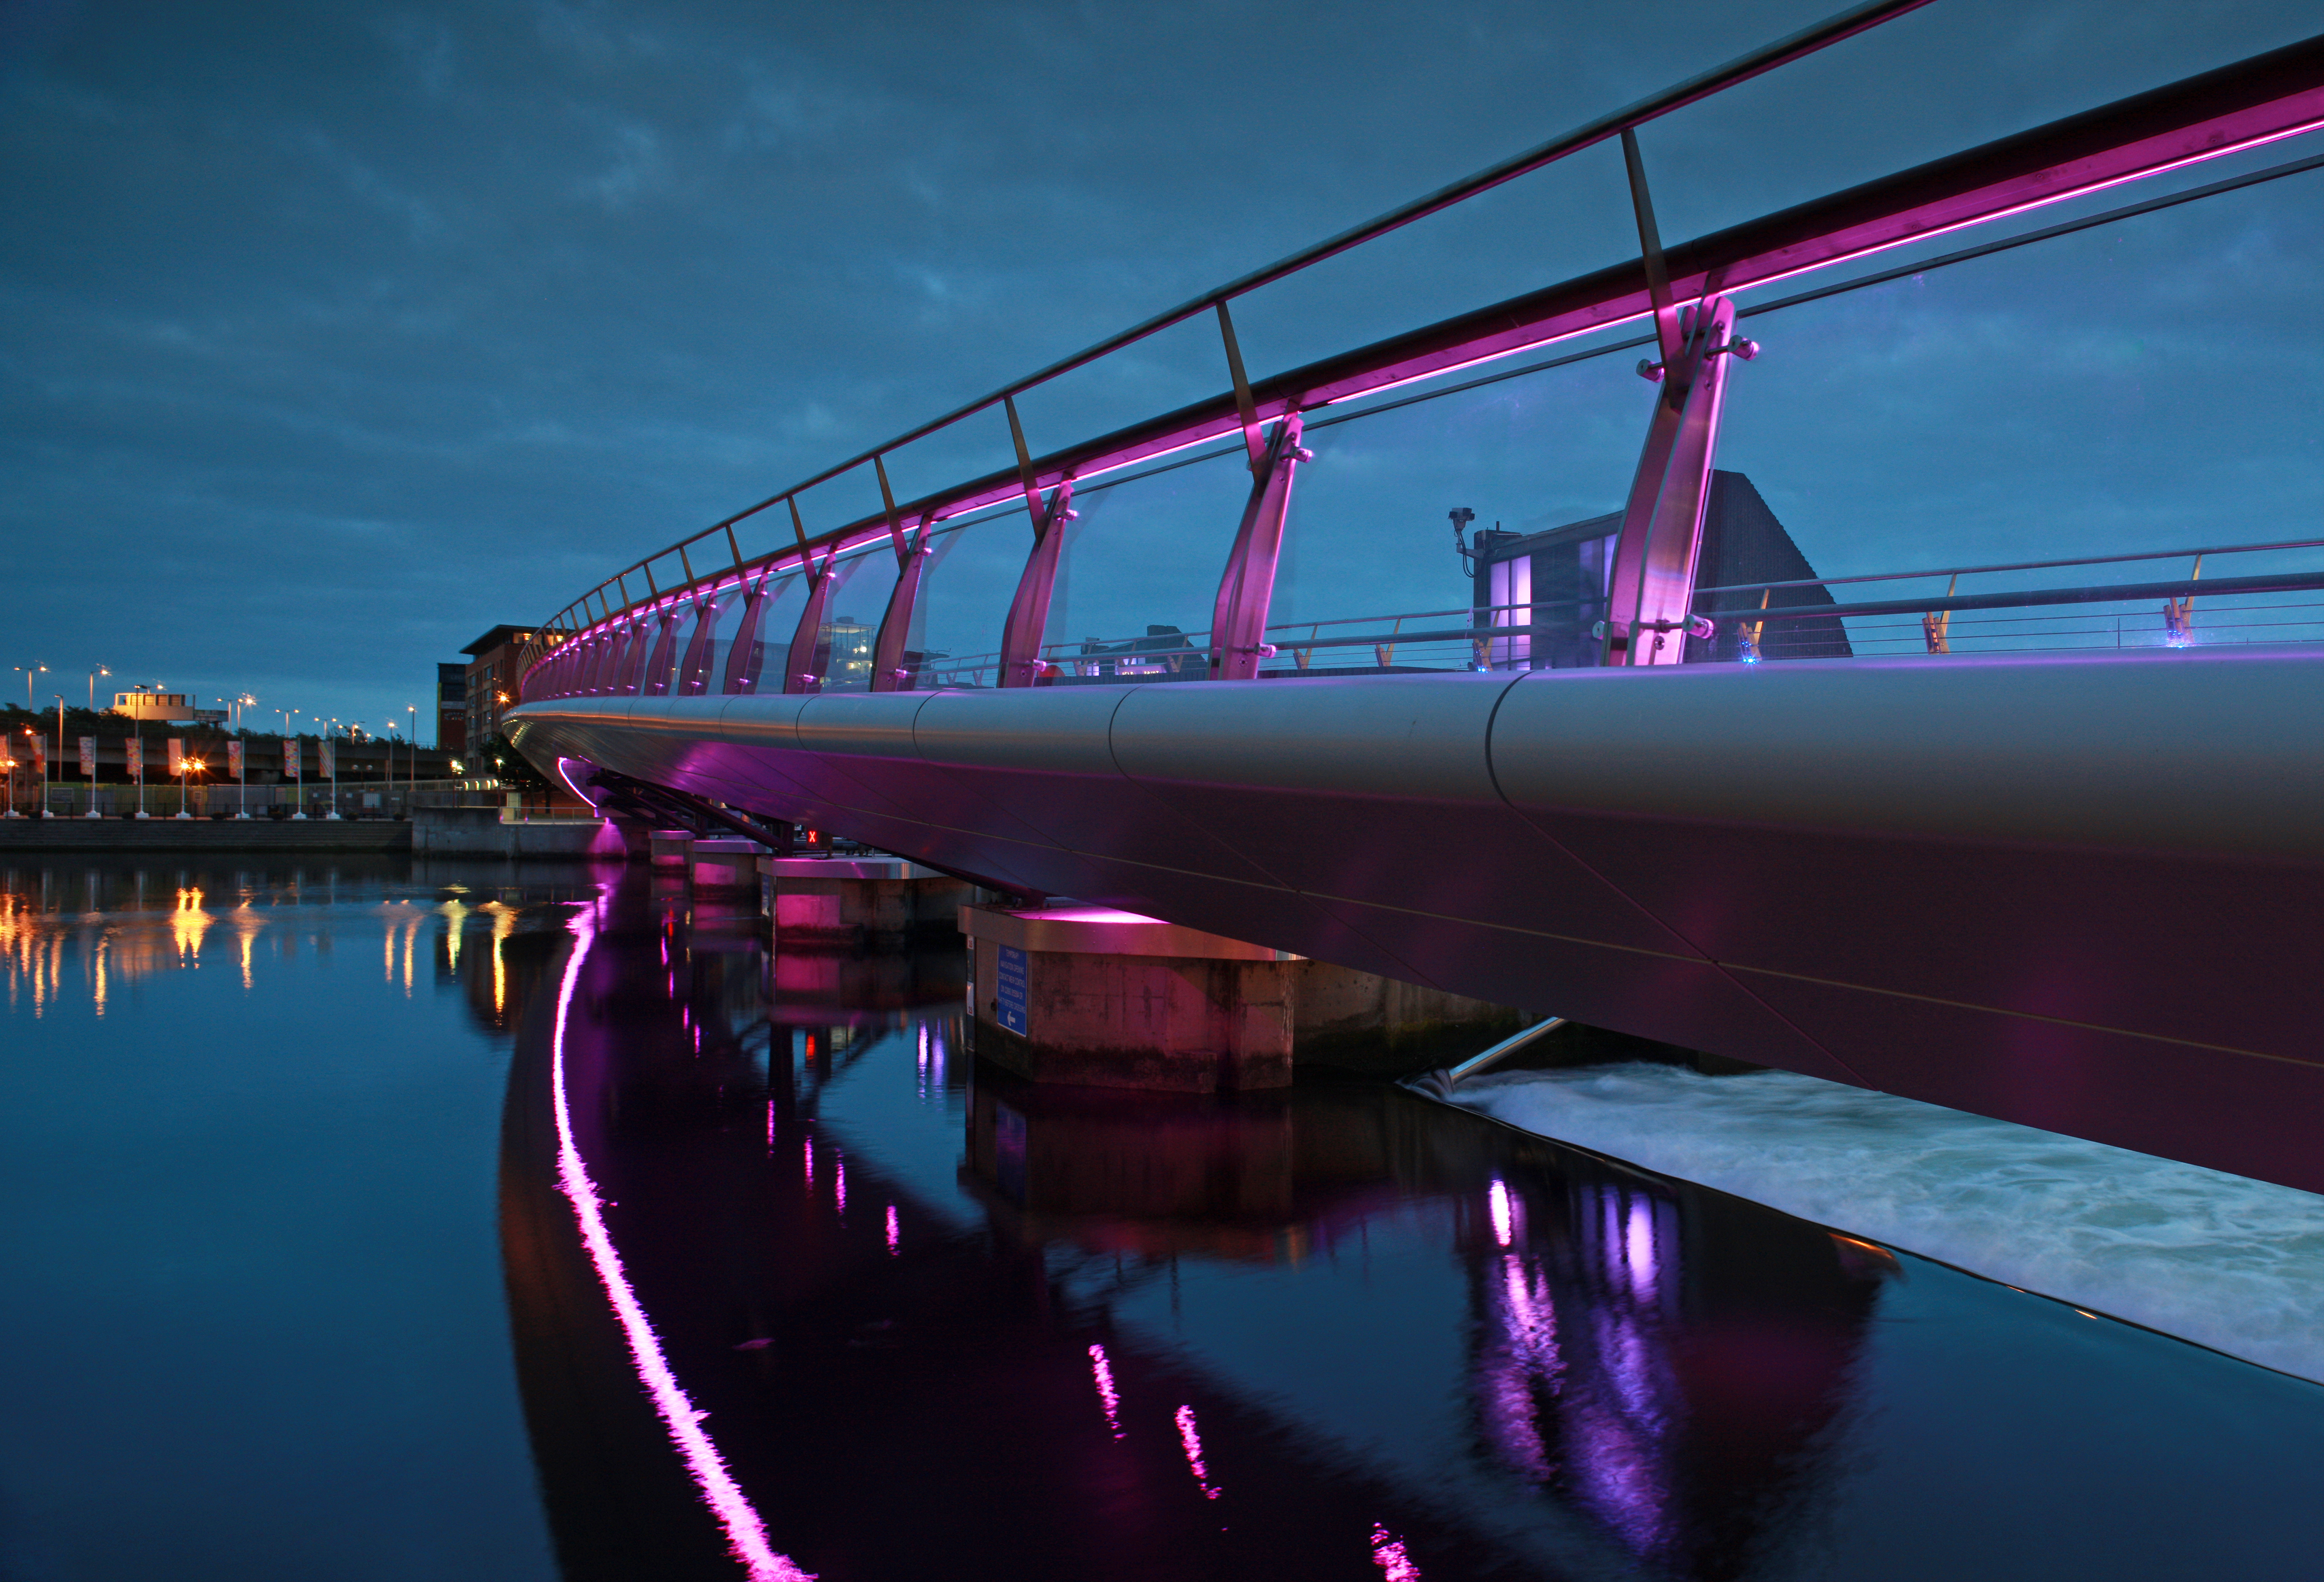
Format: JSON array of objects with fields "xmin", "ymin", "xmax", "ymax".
[{"xmin": 1470, "ymin": 471, "xmax": 1851, "ymax": 667}]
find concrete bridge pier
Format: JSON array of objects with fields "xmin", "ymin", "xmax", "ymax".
[
  {"xmin": 960, "ymin": 902, "xmax": 1532, "ymax": 1092},
  {"xmin": 763, "ymin": 855, "xmax": 973, "ymax": 949}
]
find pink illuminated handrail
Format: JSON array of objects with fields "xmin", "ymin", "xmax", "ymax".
[
  {"xmin": 522, "ymin": 26, "xmax": 2324, "ymax": 695},
  {"xmin": 522, "ymin": 1, "xmax": 1938, "ymax": 663}
]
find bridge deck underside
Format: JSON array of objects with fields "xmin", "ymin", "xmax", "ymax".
[{"xmin": 511, "ymin": 648, "xmax": 2324, "ymax": 1196}]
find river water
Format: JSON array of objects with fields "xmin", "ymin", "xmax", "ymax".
[{"xmin": 3, "ymin": 857, "xmax": 2320, "ymax": 1581}]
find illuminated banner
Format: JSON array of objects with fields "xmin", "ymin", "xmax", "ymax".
[
  {"xmin": 167, "ymin": 738, "xmax": 183, "ymax": 777},
  {"xmin": 30, "ymin": 738, "xmax": 44, "ymax": 778},
  {"xmin": 78, "ymin": 737, "xmax": 94, "ymax": 778},
  {"xmin": 227, "ymin": 739, "xmax": 244, "ymax": 781},
  {"xmin": 124, "ymin": 739, "xmax": 142, "ymax": 780},
  {"xmin": 317, "ymin": 739, "xmax": 334, "ymax": 780},
  {"xmin": 283, "ymin": 739, "xmax": 299, "ymax": 782}
]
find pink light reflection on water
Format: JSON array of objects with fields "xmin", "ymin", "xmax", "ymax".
[
  {"xmin": 884, "ymin": 1204, "xmax": 899, "ymax": 1255},
  {"xmin": 1625, "ymin": 1200, "xmax": 1658, "ymax": 1298},
  {"xmin": 549, "ymin": 907, "xmax": 812, "ymax": 1582},
  {"xmin": 1370, "ymin": 1524, "xmax": 1421, "ymax": 1580},
  {"xmin": 1479, "ymin": 1252, "xmax": 1561, "ymax": 1482},
  {"xmin": 803, "ymin": 1136, "xmax": 813, "ymax": 1185},
  {"xmin": 1175, "ymin": 1405, "xmax": 1221, "ymax": 1499},
  {"xmin": 1087, "ymin": 1344, "xmax": 1125, "ymax": 1438},
  {"xmin": 834, "ymin": 1152, "xmax": 846, "ymax": 1217},
  {"xmin": 1487, "ymin": 1179, "xmax": 1513, "ymax": 1247}
]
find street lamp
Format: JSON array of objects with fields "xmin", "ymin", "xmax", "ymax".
[
  {"xmin": 1, "ymin": 740, "xmax": 18, "ymax": 819},
  {"xmin": 176, "ymin": 754, "xmax": 204, "ymax": 819},
  {"xmin": 14, "ymin": 664, "xmax": 47, "ymax": 709}
]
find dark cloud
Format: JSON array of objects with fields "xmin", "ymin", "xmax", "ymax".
[{"xmin": 2, "ymin": 0, "xmax": 2318, "ymax": 726}]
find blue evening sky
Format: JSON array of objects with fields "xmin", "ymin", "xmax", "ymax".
[{"xmin": 3, "ymin": 1, "xmax": 2319, "ymax": 725}]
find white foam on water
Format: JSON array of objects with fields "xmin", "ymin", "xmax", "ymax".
[{"xmin": 1453, "ymin": 1063, "xmax": 2324, "ymax": 1383}]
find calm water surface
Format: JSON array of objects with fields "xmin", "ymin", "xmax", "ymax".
[{"xmin": 5, "ymin": 858, "xmax": 2321, "ymax": 1580}]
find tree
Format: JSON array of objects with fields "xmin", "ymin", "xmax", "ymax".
[{"xmin": 479, "ymin": 731, "xmax": 552, "ymax": 804}]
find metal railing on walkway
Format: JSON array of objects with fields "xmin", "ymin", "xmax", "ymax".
[{"xmin": 511, "ymin": 16, "xmax": 2324, "ymax": 705}]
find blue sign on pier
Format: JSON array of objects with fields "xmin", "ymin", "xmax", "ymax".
[{"xmin": 996, "ymin": 945, "xmax": 1028, "ymax": 1036}]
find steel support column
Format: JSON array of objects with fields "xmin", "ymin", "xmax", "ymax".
[
  {"xmin": 583, "ymin": 628, "xmax": 623, "ymax": 695},
  {"xmin": 870, "ymin": 516, "xmax": 934, "ymax": 693},
  {"xmin": 1209, "ymin": 415, "xmax": 1310, "ymax": 680},
  {"xmin": 782, "ymin": 553, "xmax": 838, "ymax": 694},
  {"xmin": 997, "ymin": 486, "xmax": 1076, "ymax": 688},
  {"xmin": 675, "ymin": 591, "xmax": 726, "ymax": 695},
  {"xmin": 638, "ymin": 609, "xmax": 685, "ymax": 697},
  {"xmin": 1600, "ymin": 296, "xmax": 1745, "ymax": 666},
  {"xmin": 611, "ymin": 618, "xmax": 654, "ymax": 694},
  {"xmin": 721, "ymin": 574, "xmax": 785, "ymax": 696}
]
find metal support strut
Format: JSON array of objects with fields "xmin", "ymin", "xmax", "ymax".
[
  {"xmin": 1209, "ymin": 413, "xmax": 1311, "ymax": 680},
  {"xmin": 783, "ymin": 548, "xmax": 838, "ymax": 694},
  {"xmin": 583, "ymin": 766, "xmax": 797, "ymax": 851},
  {"xmin": 997, "ymin": 395, "xmax": 1077, "ymax": 688},
  {"xmin": 1600, "ymin": 128, "xmax": 1755, "ymax": 667},
  {"xmin": 870, "ymin": 514, "xmax": 935, "ymax": 693}
]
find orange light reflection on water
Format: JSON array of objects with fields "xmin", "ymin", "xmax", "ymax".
[{"xmin": 5, "ymin": 876, "xmax": 539, "ymax": 1020}]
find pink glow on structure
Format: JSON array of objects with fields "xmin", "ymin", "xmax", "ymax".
[
  {"xmin": 554, "ymin": 756, "xmax": 603, "ymax": 815},
  {"xmin": 1487, "ymin": 1179, "xmax": 1513, "ymax": 1247},
  {"xmin": 885, "ymin": 1204, "xmax": 899, "ymax": 1254},
  {"xmin": 1174, "ymin": 1405, "xmax": 1220, "ymax": 1499},
  {"xmin": 1088, "ymin": 1344, "xmax": 1125, "ymax": 1438},
  {"xmin": 548, "ymin": 911, "xmax": 812, "ymax": 1581},
  {"xmin": 803, "ymin": 1137, "xmax": 814, "ymax": 1185},
  {"xmin": 834, "ymin": 1153, "xmax": 846, "ymax": 1216},
  {"xmin": 1371, "ymin": 1525, "xmax": 1421, "ymax": 1581}
]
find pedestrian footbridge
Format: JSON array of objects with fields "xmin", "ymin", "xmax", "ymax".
[{"xmin": 509, "ymin": 11, "xmax": 2324, "ymax": 1193}]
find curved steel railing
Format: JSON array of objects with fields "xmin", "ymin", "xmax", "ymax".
[{"xmin": 518, "ymin": 20, "xmax": 2324, "ymax": 703}]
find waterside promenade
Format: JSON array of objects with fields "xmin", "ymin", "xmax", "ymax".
[{"xmin": 0, "ymin": 808, "xmax": 611, "ymax": 856}]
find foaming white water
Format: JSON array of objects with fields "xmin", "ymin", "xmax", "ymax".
[{"xmin": 1454, "ymin": 1064, "xmax": 2324, "ymax": 1383}]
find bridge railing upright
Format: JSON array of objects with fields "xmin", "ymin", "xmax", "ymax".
[{"xmin": 516, "ymin": 14, "xmax": 2324, "ymax": 705}]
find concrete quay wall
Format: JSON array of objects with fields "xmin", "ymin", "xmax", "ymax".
[
  {"xmin": 0, "ymin": 817, "xmax": 410, "ymax": 853},
  {"xmin": 410, "ymin": 806, "xmax": 615, "ymax": 857}
]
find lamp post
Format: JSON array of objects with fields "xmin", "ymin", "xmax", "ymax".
[
  {"xmin": 406, "ymin": 705, "xmax": 418, "ymax": 802},
  {"xmin": 179, "ymin": 755, "xmax": 204, "ymax": 819},
  {"xmin": 14, "ymin": 664, "xmax": 47, "ymax": 710},
  {"xmin": 88, "ymin": 665, "xmax": 110, "ymax": 712},
  {"xmin": 2, "ymin": 743, "xmax": 17, "ymax": 818},
  {"xmin": 49, "ymin": 698, "xmax": 63, "ymax": 818},
  {"xmin": 282, "ymin": 709, "xmax": 305, "ymax": 819}
]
